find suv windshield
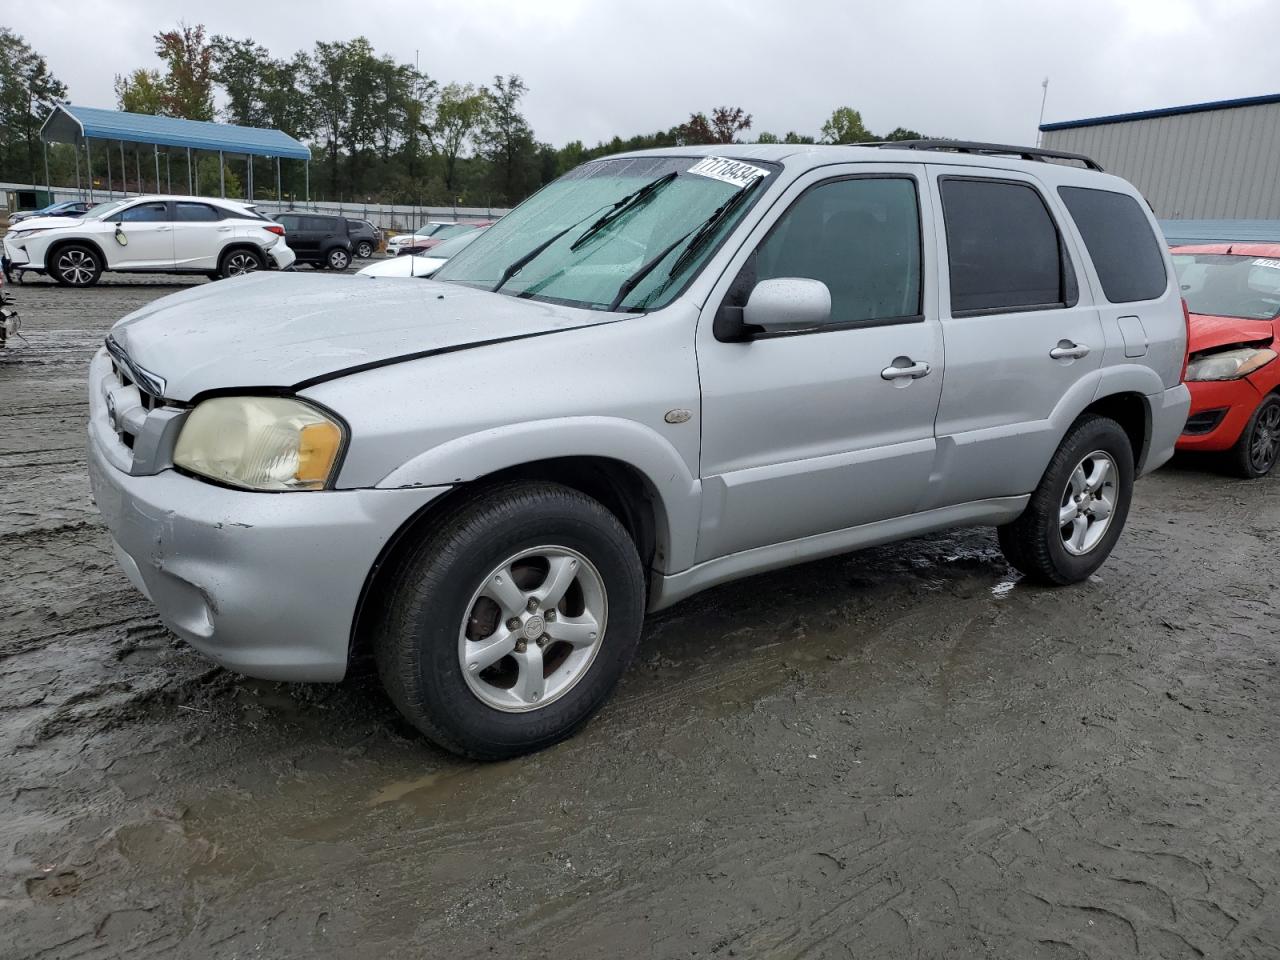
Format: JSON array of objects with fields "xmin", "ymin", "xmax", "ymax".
[
  {"xmin": 1174, "ymin": 253, "xmax": 1280, "ymax": 320},
  {"xmin": 433, "ymin": 155, "xmax": 777, "ymax": 311},
  {"xmin": 85, "ymin": 199, "xmax": 131, "ymax": 220}
]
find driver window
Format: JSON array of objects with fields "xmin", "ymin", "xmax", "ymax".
[
  {"xmin": 120, "ymin": 202, "xmax": 170, "ymax": 223},
  {"xmin": 749, "ymin": 177, "xmax": 923, "ymax": 326}
]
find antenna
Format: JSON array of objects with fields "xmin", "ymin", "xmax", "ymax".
[{"xmin": 1036, "ymin": 77, "xmax": 1050, "ymax": 147}]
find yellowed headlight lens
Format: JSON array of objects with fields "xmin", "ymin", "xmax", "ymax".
[{"xmin": 174, "ymin": 396, "xmax": 344, "ymax": 491}]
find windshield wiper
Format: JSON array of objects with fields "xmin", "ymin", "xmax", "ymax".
[
  {"xmin": 568, "ymin": 172, "xmax": 678, "ymax": 251},
  {"xmin": 607, "ymin": 176, "xmax": 764, "ymax": 312},
  {"xmin": 489, "ymin": 217, "xmax": 590, "ymax": 293}
]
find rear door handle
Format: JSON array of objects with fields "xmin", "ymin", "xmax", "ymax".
[
  {"xmin": 881, "ymin": 358, "xmax": 932, "ymax": 381},
  {"xmin": 1050, "ymin": 340, "xmax": 1090, "ymax": 360}
]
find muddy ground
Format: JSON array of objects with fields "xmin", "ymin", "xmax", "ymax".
[{"xmin": 1, "ymin": 273, "xmax": 1279, "ymax": 960}]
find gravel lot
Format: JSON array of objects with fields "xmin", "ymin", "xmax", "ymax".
[{"xmin": 2, "ymin": 273, "xmax": 1279, "ymax": 960}]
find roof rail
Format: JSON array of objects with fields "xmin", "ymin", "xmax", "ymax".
[{"xmin": 872, "ymin": 139, "xmax": 1104, "ymax": 172}]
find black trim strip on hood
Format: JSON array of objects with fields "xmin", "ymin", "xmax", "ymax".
[{"xmin": 288, "ymin": 317, "xmax": 631, "ymax": 392}]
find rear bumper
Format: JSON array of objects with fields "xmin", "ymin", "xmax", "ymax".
[
  {"xmin": 1176, "ymin": 379, "xmax": 1262, "ymax": 452},
  {"xmin": 87, "ymin": 431, "xmax": 449, "ymax": 681},
  {"xmin": 268, "ymin": 242, "xmax": 296, "ymax": 270},
  {"xmin": 1140, "ymin": 383, "xmax": 1191, "ymax": 475}
]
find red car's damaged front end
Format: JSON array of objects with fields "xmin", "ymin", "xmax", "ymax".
[{"xmin": 1173, "ymin": 244, "xmax": 1280, "ymax": 476}]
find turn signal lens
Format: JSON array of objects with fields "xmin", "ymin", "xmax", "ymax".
[{"xmin": 174, "ymin": 396, "xmax": 345, "ymax": 491}]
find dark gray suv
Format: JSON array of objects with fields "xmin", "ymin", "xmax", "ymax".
[{"xmin": 273, "ymin": 213, "xmax": 354, "ymax": 270}]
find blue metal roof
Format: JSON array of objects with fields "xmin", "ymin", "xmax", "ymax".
[
  {"xmin": 41, "ymin": 104, "xmax": 311, "ymax": 160},
  {"xmin": 1041, "ymin": 92, "xmax": 1280, "ymax": 132},
  {"xmin": 1160, "ymin": 220, "xmax": 1280, "ymax": 245}
]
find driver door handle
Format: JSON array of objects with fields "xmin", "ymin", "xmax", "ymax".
[
  {"xmin": 1050, "ymin": 340, "xmax": 1090, "ymax": 360},
  {"xmin": 881, "ymin": 359, "xmax": 932, "ymax": 381}
]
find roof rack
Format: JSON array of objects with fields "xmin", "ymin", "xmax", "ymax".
[{"xmin": 872, "ymin": 139, "xmax": 1104, "ymax": 172}]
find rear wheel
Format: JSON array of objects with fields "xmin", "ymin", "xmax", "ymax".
[
  {"xmin": 374, "ymin": 481, "xmax": 645, "ymax": 759},
  {"xmin": 355, "ymin": 241, "xmax": 374, "ymax": 259},
  {"xmin": 998, "ymin": 415, "xmax": 1135, "ymax": 585},
  {"xmin": 51, "ymin": 244, "xmax": 102, "ymax": 287},
  {"xmin": 326, "ymin": 247, "xmax": 351, "ymax": 271},
  {"xmin": 1229, "ymin": 394, "xmax": 1280, "ymax": 478},
  {"xmin": 220, "ymin": 248, "xmax": 264, "ymax": 278}
]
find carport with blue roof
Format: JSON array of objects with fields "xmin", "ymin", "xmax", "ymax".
[{"xmin": 39, "ymin": 103, "xmax": 313, "ymax": 205}]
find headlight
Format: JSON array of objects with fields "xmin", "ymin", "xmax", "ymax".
[
  {"xmin": 1184, "ymin": 347, "xmax": 1277, "ymax": 382},
  {"xmin": 173, "ymin": 396, "xmax": 345, "ymax": 491},
  {"xmin": 7, "ymin": 228, "xmax": 48, "ymax": 241}
]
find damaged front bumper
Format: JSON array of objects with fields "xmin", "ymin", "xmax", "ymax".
[{"xmin": 86, "ymin": 347, "xmax": 449, "ymax": 681}]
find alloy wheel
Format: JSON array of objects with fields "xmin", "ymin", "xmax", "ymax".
[
  {"xmin": 1059, "ymin": 449, "xmax": 1118, "ymax": 556},
  {"xmin": 458, "ymin": 546, "xmax": 608, "ymax": 712},
  {"xmin": 225, "ymin": 252, "xmax": 259, "ymax": 276},
  {"xmin": 57, "ymin": 249, "xmax": 97, "ymax": 285},
  {"xmin": 329, "ymin": 249, "xmax": 350, "ymax": 270},
  {"xmin": 1249, "ymin": 402, "xmax": 1280, "ymax": 474}
]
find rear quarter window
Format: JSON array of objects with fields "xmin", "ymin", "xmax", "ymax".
[{"xmin": 1058, "ymin": 186, "xmax": 1167, "ymax": 303}]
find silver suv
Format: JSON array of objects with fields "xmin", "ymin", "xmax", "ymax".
[{"xmin": 88, "ymin": 142, "xmax": 1190, "ymax": 758}]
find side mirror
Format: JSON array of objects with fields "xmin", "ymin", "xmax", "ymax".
[{"xmin": 743, "ymin": 277, "xmax": 831, "ymax": 333}]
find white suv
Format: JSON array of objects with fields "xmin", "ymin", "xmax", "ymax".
[{"xmin": 3, "ymin": 195, "xmax": 295, "ymax": 286}]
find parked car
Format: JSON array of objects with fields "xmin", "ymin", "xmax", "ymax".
[
  {"xmin": 396, "ymin": 220, "xmax": 492, "ymax": 256},
  {"xmin": 356, "ymin": 227, "xmax": 488, "ymax": 278},
  {"xmin": 1171, "ymin": 243, "xmax": 1280, "ymax": 476},
  {"xmin": 88, "ymin": 142, "xmax": 1189, "ymax": 759},
  {"xmin": 384, "ymin": 221, "xmax": 453, "ymax": 256},
  {"xmin": 3, "ymin": 195, "xmax": 294, "ymax": 285},
  {"xmin": 346, "ymin": 219, "xmax": 380, "ymax": 259},
  {"xmin": 9, "ymin": 199, "xmax": 95, "ymax": 225},
  {"xmin": 272, "ymin": 213, "xmax": 355, "ymax": 270}
]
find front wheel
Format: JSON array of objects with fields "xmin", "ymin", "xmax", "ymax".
[
  {"xmin": 998, "ymin": 415, "xmax": 1135, "ymax": 585},
  {"xmin": 220, "ymin": 248, "xmax": 264, "ymax": 278},
  {"xmin": 51, "ymin": 244, "xmax": 102, "ymax": 287},
  {"xmin": 327, "ymin": 247, "xmax": 351, "ymax": 271},
  {"xmin": 355, "ymin": 241, "xmax": 374, "ymax": 259},
  {"xmin": 1229, "ymin": 394, "xmax": 1280, "ymax": 478},
  {"xmin": 374, "ymin": 481, "xmax": 645, "ymax": 759}
]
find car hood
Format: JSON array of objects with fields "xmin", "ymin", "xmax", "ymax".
[
  {"xmin": 8, "ymin": 215, "xmax": 84, "ymax": 232},
  {"xmin": 109, "ymin": 271, "xmax": 618, "ymax": 402},
  {"xmin": 1188, "ymin": 312, "xmax": 1276, "ymax": 354}
]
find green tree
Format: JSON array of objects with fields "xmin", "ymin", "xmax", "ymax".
[
  {"xmin": 306, "ymin": 40, "xmax": 354, "ymax": 195},
  {"xmin": 0, "ymin": 28, "xmax": 67, "ymax": 183},
  {"xmin": 434, "ymin": 82, "xmax": 487, "ymax": 196},
  {"xmin": 154, "ymin": 23, "xmax": 214, "ymax": 119},
  {"xmin": 820, "ymin": 106, "xmax": 873, "ymax": 144},
  {"xmin": 478, "ymin": 74, "xmax": 536, "ymax": 203},
  {"xmin": 883, "ymin": 126, "xmax": 926, "ymax": 141},
  {"xmin": 114, "ymin": 69, "xmax": 166, "ymax": 114},
  {"xmin": 755, "ymin": 131, "xmax": 780, "ymax": 144},
  {"xmin": 783, "ymin": 131, "xmax": 816, "ymax": 144},
  {"xmin": 676, "ymin": 106, "xmax": 751, "ymax": 145}
]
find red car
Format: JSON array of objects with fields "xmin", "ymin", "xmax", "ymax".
[
  {"xmin": 1173, "ymin": 243, "xmax": 1280, "ymax": 476},
  {"xmin": 396, "ymin": 220, "xmax": 495, "ymax": 256}
]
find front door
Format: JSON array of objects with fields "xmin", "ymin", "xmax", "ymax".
[
  {"xmin": 695, "ymin": 164, "xmax": 944, "ymax": 563},
  {"xmin": 112, "ymin": 200, "xmax": 175, "ymax": 270},
  {"xmin": 921, "ymin": 165, "xmax": 1106, "ymax": 509}
]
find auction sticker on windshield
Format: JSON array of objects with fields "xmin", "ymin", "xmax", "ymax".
[{"xmin": 687, "ymin": 157, "xmax": 768, "ymax": 189}]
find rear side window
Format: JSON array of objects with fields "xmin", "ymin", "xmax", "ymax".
[
  {"xmin": 276, "ymin": 215, "xmax": 299, "ymax": 230},
  {"xmin": 304, "ymin": 216, "xmax": 339, "ymax": 232},
  {"xmin": 1058, "ymin": 186, "xmax": 1167, "ymax": 303},
  {"xmin": 175, "ymin": 202, "xmax": 221, "ymax": 222},
  {"xmin": 940, "ymin": 178, "xmax": 1075, "ymax": 315}
]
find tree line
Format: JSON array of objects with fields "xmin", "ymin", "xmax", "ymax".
[{"xmin": 0, "ymin": 24, "xmax": 933, "ymax": 208}]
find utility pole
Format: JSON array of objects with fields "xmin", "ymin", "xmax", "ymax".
[{"xmin": 1036, "ymin": 77, "xmax": 1050, "ymax": 146}]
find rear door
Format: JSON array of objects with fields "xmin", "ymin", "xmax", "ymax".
[
  {"xmin": 112, "ymin": 201, "xmax": 175, "ymax": 270},
  {"xmin": 172, "ymin": 201, "xmax": 226, "ymax": 271},
  {"xmin": 923, "ymin": 165, "xmax": 1105, "ymax": 508},
  {"xmin": 695, "ymin": 163, "xmax": 945, "ymax": 562}
]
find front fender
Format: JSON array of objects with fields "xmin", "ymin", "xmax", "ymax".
[{"xmin": 376, "ymin": 416, "xmax": 702, "ymax": 573}]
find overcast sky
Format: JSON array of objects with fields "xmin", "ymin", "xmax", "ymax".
[{"xmin": 9, "ymin": 0, "xmax": 1280, "ymax": 148}]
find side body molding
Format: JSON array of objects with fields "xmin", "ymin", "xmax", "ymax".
[{"xmin": 376, "ymin": 416, "xmax": 703, "ymax": 573}]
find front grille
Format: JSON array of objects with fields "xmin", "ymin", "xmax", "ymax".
[{"xmin": 1183, "ymin": 408, "xmax": 1227, "ymax": 436}]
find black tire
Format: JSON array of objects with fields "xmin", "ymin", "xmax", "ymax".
[
  {"xmin": 374, "ymin": 481, "xmax": 645, "ymax": 760},
  {"xmin": 1228, "ymin": 394, "xmax": 1280, "ymax": 478},
  {"xmin": 326, "ymin": 247, "xmax": 351, "ymax": 271},
  {"xmin": 355, "ymin": 241, "xmax": 374, "ymax": 259},
  {"xmin": 50, "ymin": 243, "xmax": 102, "ymax": 287},
  {"xmin": 219, "ymin": 247, "xmax": 265, "ymax": 279},
  {"xmin": 998, "ymin": 415, "xmax": 1135, "ymax": 585}
]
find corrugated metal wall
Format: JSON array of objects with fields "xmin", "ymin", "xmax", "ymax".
[{"xmin": 1041, "ymin": 102, "xmax": 1280, "ymax": 219}]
